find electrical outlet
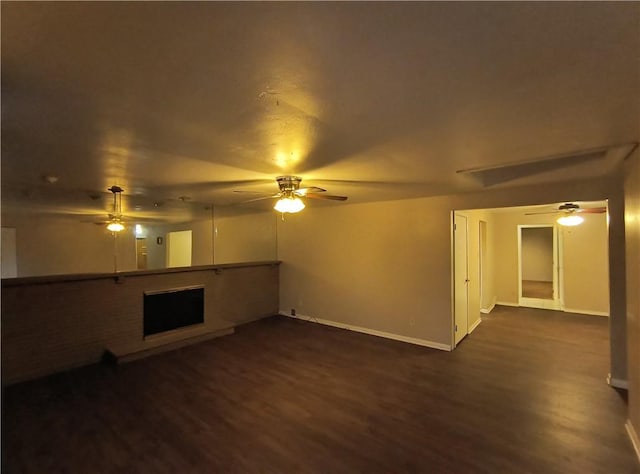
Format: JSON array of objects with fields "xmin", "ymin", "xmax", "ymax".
[{"xmin": 291, "ymin": 308, "xmax": 296, "ymax": 316}]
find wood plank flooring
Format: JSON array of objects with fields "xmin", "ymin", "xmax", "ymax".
[
  {"xmin": 3, "ymin": 306, "xmax": 639, "ymax": 473},
  {"xmin": 522, "ymin": 279, "xmax": 554, "ymax": 299}
]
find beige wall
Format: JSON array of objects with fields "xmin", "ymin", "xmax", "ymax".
[
  {"xmin": 279, "ymin": 198, "xmax": 454, "ymax": 347},
  {"xmin": 624, "ymin": 149, "xmax": 640, "ymax": 450},
  {"xmin": 0, "ymin": 213, "xmax": 137, "ymax": 276},
  {"xmin": 1, "ymin": 227, "xmax": 18, "ymax": 278},
  {"xmin": 214, "ymin": 208, "xmax": 277, "ymax": 264},
  {"xmin": 521, "ymin": 227, "xmax": 553, "ymax": 282},
  {"xmin": 278, "ymin": 175, "xmax": 625, "ymax": 377},
  {"xmin": 562, "ymin": 213, "xmax": 610, "ymax": 315},
  {"xmin": 491, "ymin": 209, "xmax": 609, "ymax": 315}
]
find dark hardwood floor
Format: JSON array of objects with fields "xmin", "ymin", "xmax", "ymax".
[
  {"xmin": 3, "ymin": 306, "xmax": 639, "ymax": 473},
  {"xmin": 521, "ymin": 280, "xmax": 554, "ymax": 299}
]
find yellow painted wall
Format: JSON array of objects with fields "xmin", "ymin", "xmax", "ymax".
[
  {"xmin": 624, "ymin": 149, "xmax": 640, "ymax": 451},
  {"xmin": 279, "ymin": 197, "xmax": 453, "ymax": 347},
  {"xmin": 562, "ymin": 214, "xmax": 610, "ymax": 314}
]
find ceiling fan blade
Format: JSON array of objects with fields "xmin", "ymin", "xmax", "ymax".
[
  {"xmin": 295, "ymin": 186, "xmax": 326, "ymax": 195},
  {"xmin": 238, "ymin": 194, "xmax": 281, "ymax": 204},
  {"xmin": 524, "ymin": 211, "xmax": 559, "ymax": 216},
  {"xmin": 120, "ymin": 215, "xmax": 167, "ymax": 223},
  {"xmin": 304, "ymin": 193, "xmax": 348, "ymax": 201},
  {"xmin": 233, "ymin": 190, "xmax": 275, "ymax": 195},
  {"xmin": 82, "ymin": 219, "xmax": 109, "ymax": 225},
  {"xmin": 578, "ymin": 207, "xmax": 607, "ymax": 214}
]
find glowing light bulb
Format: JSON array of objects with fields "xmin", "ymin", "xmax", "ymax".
[
  {"xmin": 107, "ymin": 220, "xmax": 125, "ymax": 232},
  {"xmin": 274, "ymin": 196, "xmax": 305, "ymax": 213},
  {"xmin": 557, "ymin": 215, "xmax": 583, "ymax": 226}
]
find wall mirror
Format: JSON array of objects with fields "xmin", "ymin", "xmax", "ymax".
[{"xmin": 1, "ymin": 203, "xmax": 278, "ymax": 278}]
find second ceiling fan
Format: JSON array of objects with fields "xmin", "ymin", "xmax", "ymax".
[{"xmin": 525, "ymin": 202, "xmax": 606, "ymax": 226}]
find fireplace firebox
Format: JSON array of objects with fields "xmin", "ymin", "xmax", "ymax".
[{"xmin": 143, "ymin": 286, "xmax": 204, "ymax": 336}]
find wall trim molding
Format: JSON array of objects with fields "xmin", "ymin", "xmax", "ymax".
[
  {"xmin": 563, "ymin": 308, "xmax": 609, "ymax": 317},
  {"xmin": 496, "ymin": 301, "xmax": 519, "ymax": 307},
  {"xmin": 492, "ymin": 302, "xmax": 608, "ymax": 317},
  {"xmin": 279, "ymin": 312, "xmax": 452, "ymax": 352},
  {"xmin": 626, "ymin": 420, "xmax": 640, "ymax": 463},
  {"xmin": 480, "ymin": 302, "xmax": 495, "ymax": 314},
  {"xmin": 607, "ymin": 373, "xmax": 629, "ymax": 390},
  {"xmin": 468, "ymin": 318, "xmax": 482, "ymax": 333}
]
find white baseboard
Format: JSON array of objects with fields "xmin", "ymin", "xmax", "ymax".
[
  {"xmin": 562, "ymin": 308, "xmax": 609, "ymax": 317},
  {"xmin": 626, "ymin": 420, "xmax": 640, "ymax": 463},
  {"xmin": 480, "ymin": 302, "xmax": 495, "ymax": 314},
  {"xmin": 279, "ymin": 312, "xmax": 452, "ymax": 351},
  {"xmin": 496, "ymin": 301, "xmax": 519, "ymax": 307},
  {"xmin": 607, "ymin": 373, "xmax": 629, "ymax": 389},
  {"xmin": 468, "ymin": 318, "xmax": 482, "ymax": 333}
]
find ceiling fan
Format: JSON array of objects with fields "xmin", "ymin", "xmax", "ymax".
[
  {"xmin": 234, "ymin": 176, "xmax": 348, "ymax": 213},
  {"xmin": 525, "ymin": 202, "xmax": 606, "ymax": 226},
  {"xmin": 86, "ymin": 185, "xmax": 160, "ymax": 232},
  {"xmin": 102, "ymin": 185, "xmax": 126, "ymax": 232}
]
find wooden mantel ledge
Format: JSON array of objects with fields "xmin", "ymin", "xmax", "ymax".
[{"xmin": 1, "ymin": 261, "xmax": 282, "ymax": 287}]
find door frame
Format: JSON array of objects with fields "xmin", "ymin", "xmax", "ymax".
[
  {"xmin": 453, "ymin": 212, "xmax": 470, "ymax": 347},
  {"xmin": 517, "ymin": 224, "xmax": 561, "ymax": 310},
  {"xmin": 479, "ymin": 220, "xmax": 487, "ymax": 311}
]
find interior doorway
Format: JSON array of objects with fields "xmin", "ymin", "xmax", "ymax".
[
  {"xmin": 518, "ymin": 225, "xmax": 560, "ymax": 310},
  {"xmin": 136, "ymin": 238, "xmax": 148, "ymax": 270},
  {"xmin": 451, "ymin": 202, "xmax": 609, "ymax": 355},
  {"xmin": 166, "ymin": 230, "xmax": 193, "ymax": 268}
]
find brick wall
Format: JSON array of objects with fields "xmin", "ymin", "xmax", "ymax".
[{"xmin": 1, "ymin": 262, "xmax": 279, "ymax": 384}]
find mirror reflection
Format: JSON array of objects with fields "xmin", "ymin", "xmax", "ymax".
[
  {"xmin": 1, "ymin": 204, "xmax": 278, "ymax": 278},
  {"xmin": 520, "ymin": 226, "xmax": 554, "ymax": 300}
]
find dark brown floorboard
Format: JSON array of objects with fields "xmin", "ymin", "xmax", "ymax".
[
  {"xmin": 3, "ymin": 306, "xmax": 639, "ymax": 473},
  {"xmin": 522, "ymin": 280, "xmax": 554, "ymax": 299}
]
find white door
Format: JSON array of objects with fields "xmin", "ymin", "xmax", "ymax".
[{"xmin": 454, "ymin": 214, "xmax": 469, "ymax": 346}]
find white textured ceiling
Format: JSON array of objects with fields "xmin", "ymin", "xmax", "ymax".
[{"xmin": 1, "ymin": 2, "xmax": 638, "ymax": 222}]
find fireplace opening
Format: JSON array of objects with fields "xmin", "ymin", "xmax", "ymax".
[{"xmin": 143, "ymin": 286, "xmax": 204, "ymax": 336}]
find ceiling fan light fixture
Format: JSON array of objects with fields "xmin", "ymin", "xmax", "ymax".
[
  {"xmin": 274, "ymin": 196, "xmax": 305, "ymax": 213},
  {"xmin": 557, "ymin": 214, "xmax": 584, "ymax": 226},
  {"xmin": 106, "ymin": 185, "xmax": 126, "ymax": 231},
  {"xmin": 107, "ymin": 219, "xmax": 125, "ymax": 232}
]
